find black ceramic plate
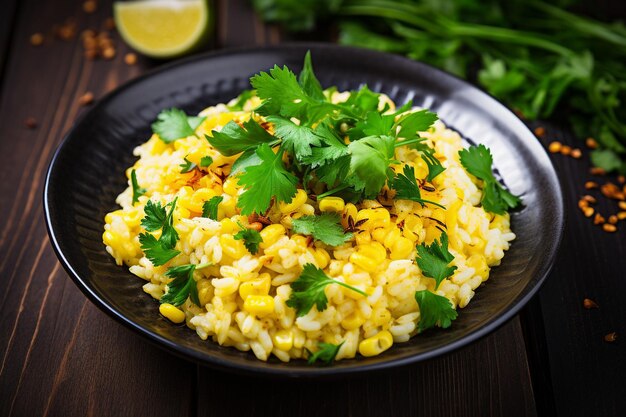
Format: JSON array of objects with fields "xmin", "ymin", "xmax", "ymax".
[{"xmin": 44, "ymin": 44, "xmax": 564, "ymax": 377}]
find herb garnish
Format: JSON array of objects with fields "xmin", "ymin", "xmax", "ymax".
[
  {"xmin": 161, "ymin": 262, "xmax": 211, "ymax": 307},
  {"xmin": 286, "ymin": 263, "xmax": 367, "ymax": 317},
  {"xmin": 151, "ymin": 108, "xmax": 205, "ymax": 143},
  {"xmin": 202, "ymin": 196, "xmax": 223, "ymax": 220},
  {"xmin": 391, "ymin": 165, "xmax": 445, "ymax": 208},
  {"xmin": 130, "ymin": 169, "xmax": 146, "ymax": 205},
  {"xmin": 291, "ymin": 213, "xmax": 353, "ymax": 246},
  {"xmin": 233, "ymin": 222, "xmax": 263, "ymax": 254},
  {"xmin": 139, "ymin": 199, "xmax": 180, "ymax": 266},
  {"xmin": 179, "ymin": 156, "xmax": 197, "ymax": 173},
  {"xmin": 199, "ymin": 156, "xmax": 213, "ymax": 167},
  {"xmin": 459, "ymin": 144, "xmax": 521, "ymax": 214},
  {"xmin": 307, "ymin": 342, "xmax": 344, "ymax": 365}
]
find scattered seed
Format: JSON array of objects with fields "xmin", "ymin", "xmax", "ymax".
[
  {"xmin": 619, "ymin": 202, "xmax": 626, "ymax": 210},
  {"xmin": 124, "ymin": 52, "xmax": 137, "ymax": 65},
  {"xmin": 534, "ymin": 126, "xmax": 545, "ymax": 138},
  {"xmin": 582, "ymin": 195, "xmax": 596, "ymax": 204},
  {"xmin": 24, "ymin": 117, "xmax": 38, "ymax": 129},
  {"xmin": 560, "ymin": 145, "xmax": 572, "ymax": 156},
  {"xmin": 608, "ymin": 215, "xmax": 618, "ymax": 224},
  {"xmin": 593, "ymin": 213, "xmax": 605, "ymax": 225},
  {"xmin": 102, "ymin": 47, "xmax": 116, "ymax": 60},
  {"xmin": 105, "ymin": 17, "xmax": 116, "ymax": 30},
  {"xmin": 583, "ymin": 207, "xmax": 594, "ymax": 217},
  {"xmin": 548, "ymin": 141, "xmax": 562, "ymax": 153},
  {"xmin": 583, "ymin": 298, "xmax": 598, "ymax": 309},
  {"xmin": 55, "ymin": 19, "xmax": 77, "ymax": 41},
  {"xmin": 602, "ymin": 223, "xmax": 617, "ymax": 233},
  {"xmin": 83, "ymin": 0, "xmax": 97, "ymax": 13},
  {"xmin": 571, "ymin": 148, "xmax": 582, "ymax": 159},
  {"xmin": 578, "ymin": 200, "xmax": 588, "ymax": 210},
  {"xmin": 78, "ymin": 92, "xmax": 94, "ymax": 106},
  {"xmin": 601, "ymin": 183, "xmax": 621, "ymax": 199},
  {"xmin": 604, "ymin": 332, "xmax": 617, "ymax": 343},
  {"xmin": 585, "ymin": 137, "xmax": 598, "ymax": 149},
  {"xmin": 30, "ymin": 33, "xmax": 44, "ymax": 46},
  {"xmin": 617, "ymin": 212, "xmax": 626, "ymax": 220},
  {"xmin": 585, "ymin": 181, "xmax": 598, "ymax": 190},
  {"xmin": 590, "ymin": 167, "xmax": 606, "ymax": 176}
]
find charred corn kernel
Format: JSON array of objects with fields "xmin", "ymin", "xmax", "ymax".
[
  {"xmin": 341, "ymin": 312, "xmax": 364, "ymax": 330},
  {"xmin": 222, "ymin": 177, "xmax": 239, "ymax": 196},
  {"xmin": 272, "ymin": 329, "xmax": 294, "ymax": 351},
  {"xmin": 372, "ymin": 309, "xmax": 392, "ymax": 326},
  {"xmin": 197, "ymin": 279, "xmax": 213, "ymax": 306},
  {"xmin": 260, "ymin": 224, "xmax": 285, "ymax": 248},
  {"xmin": 219, "ymin": 234, "xmax": 247, "ymax": 259},
  {"xmin": 319, "ymin": 197, "xmax": 345, "ymax": 213},
  {"xmin": 390, "ymin": 237, "xmax": 413, "ymax": 259},
  {"xmin": 189, "ymin": 188, "xmax": 217, "ymax": 213},
  {"xmin": 383, "ymin": 227, "xmax": 402, "ymax": 249},
  {"xmin": 350, "ymin": 251, "xmax": 378, "ymax": 273},
  {"xmin": 342, "ymin": 203, "xmax": 358, "ymax": 228},
  {"xmin": 243, "ymin": 295, "xmax": 275, "ymax": 317},
  {"xmin": 220, "ymin": 218, "xmax": 239, "ymax": 234},
  {"xmin": 355, "ymin": 231, "xmax": 372, "ymax": 246},
  {"xmin": 358, "ymin": 330, "xmax": 393, "ymax": 357},
  {"xmin": 239, "ymin": 274, "xmax": 271, "ymax": 300},
  {"xmin": 159, "ymin": 303, "xmax": 185, "ymax": 323},
  {"xmin": 103, "ymin": 230, "xmax": 119, "ymax": 247},
  {"xmin": 279, "ymin": 189, "xmax": 308, "ymax": 213},
  {"xmin": 122, "ymin": 209, "xmax": 143, "ymax": 227},
  {"xmin": 292, "ymin": 234, "xmax": 308, "ymax": 247},
  {"xmin": 313, "ymin": 248, "xmax": 330, "ymax": 269}
]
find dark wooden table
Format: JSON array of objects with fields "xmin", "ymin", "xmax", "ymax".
[{"xmin": 1, "ymin": 1, "xmax": 624, "ymax": 416}]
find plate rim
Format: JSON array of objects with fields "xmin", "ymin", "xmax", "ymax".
[{"xmin": 43, "ymin": 42, "xmax": 565, "ymax": 377}]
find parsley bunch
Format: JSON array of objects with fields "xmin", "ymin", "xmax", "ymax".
[{"xmin": 205, "ymin": 52, "xmax": 442, "ymax": 215}]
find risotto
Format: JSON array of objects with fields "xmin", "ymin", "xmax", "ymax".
[{"xmin": 103, "ymin": 55, "xmax": 518, "ymax": 363}]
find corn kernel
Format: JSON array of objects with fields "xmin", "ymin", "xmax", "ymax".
[
  {"xmin": 371, "ymin": 227, "xmax": 388, "ymax": 243},
  {"xmin": 467, "ymin": 254, "xmax": 488, "ymax": 280},
  {"xmin": 279, "ymin": 189, "xmax": 308, "ymax": 213},
  {"xmin": 243, "ymin": 295, "xmax": 275, "ymax": 317},
  {"xmin": 390, "ymin": 237, "xmax": 413, "ymax": 259},
  {"xmin": 354, "ymin": 231, "xmax": 371, "ymax": 246},
  {"xmin": 341, "ymin": 312, "xmax": 364, "ymax": 330},
  {"xmin": 222, "ymin": 177, "xmax": 240, "ymax": 196},
  {"xmin": 292, "ymin": 234, "xmax": 308, "ymax": 247},
  {"xmin": 383, "ymin": 227, "xmax": 402, "ymax": 249},
  {"xmin": 190, "ymin": 188, "xmax": 217, "ymax": 213},
  {"xmin": 239, "ymin": 274, "xmax": 271, "ymax": 300},
  {"xmin": 319, "ymin": 197, "xmax": 345, "ymax": 213},
  {"xmin": 159, "ymin": 303, "xmax": 186, "ymax": 323},
  {"xmin": 356, "ymin": 208, "xmax": 390, "ymax": 230},
  {"xmin": 260, "ymin": 224, "xmax": 285, "ymax": 248},
  {"xmin": 273, "ymin": 329, "xmax": 294, "ymax": 351},
  {"xmin": 219, "ymin": 234, "xmax": 247, "ymax": 259},
  {"xmin": 350, "ymin": 251, "xmax": 379, "ymax": 273},
  {"xmin": 313, "ymin": 248, "xmax": 330, "ymax": 269},
  {"xmin": 358, "ymin": 243, "xmax": 386, "ymax": 263},
  {"xmin": 358, "ymin": 330, "xmax": 393, "ymax": 357},
  {"xmin": 122, "ymin": 209, "xmax": 142, "ymax": 227},
  {"xmin": 103, "ymin": 230, "xmax": 119, "ymax": 247},
  {"xmin": 342, "ymin": 203, "xmax": 358, "ymax": 228},
  {"xmin": 197, "ymin": 279, "xmax": 213, "ymax": 306},
  {"xmin": 220, "ymin": 218, "xmax": 239, "ymax": 234},
  {"xmin": 372, "ymin": 309, "xmax": 392, "ymax": 327}
]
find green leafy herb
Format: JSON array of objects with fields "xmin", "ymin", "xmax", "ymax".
[
  {"xmin": 391, "ymin": 165, "xmax": 445, "ymax": 208},
  {"xmin": 412, "ymin": 141, "xmax": 445, "ymax": 182},
  {"xmin": 286, "ymin": 263, "xmax": 367, "ymax": 317},
  {"xmin": 179, "ymin": 157, "xmax": 197, "ymax": 173},
  {"xmin": 266, "ymin": 116, "xmax": 321, "ymax": 159},
  {"xmin": 139, "ymin": 199, "xmax": 180, "ymax": 266},
  {"xmin": 161, "ymin": 262, "xmax": 211, "ymax": 306},
  {"xmin": 414, "ymin": 290, "xmax": 458, "ymax": 332},
  {"xmin": 130, "ymin": 169, "xmax": 146, "ymax": 205},
  {"xmin": 199, "ymin": 156, "xmax": 213, "ymax": 167},
  {"xmin": 151, "ymin": 108, "xmax": 203, "ymax": 143},
  {"xmin": 416, "ymin": 231, "xmax": 457, "ymax": 289},
  {"xmin": 307, "ymin": 342, "xmax": 344, "ymax": 365},
  {"xmin": 396, "ymin": 109, "xmax": 438, "ymax": 140},
  {"xmin": 202, "ymin": 196, "xmax": 223, "ymax": 220},
  {"xmin": 347, "ymin": 135, "xmax": 396, "ymax": 197},
  {"xmin": 237, "ymin": 144, "xmax": 298, "ymax": 215},
  {"xmin": 459, "ymin": 144, "xmax": 521, "ymax": 214},
  {"xmin": 207, "ymin": 118, "xmax": 276, "ymax": 156},
  {"xmin": 227, "ymin": 89, "xmax": 255, "ymax": 111},
  {"xmin": 234, "ymin": 223, "xmax": 264, "ymax": 254},
  {"xmin": 291, "ymin": 213, "xmax": 353, "ymax": 246}
]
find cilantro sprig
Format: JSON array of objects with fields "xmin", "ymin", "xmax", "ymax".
[
  {"xmin": 130, "ymin": 169, "xmax": 146, "ymax": 205},
  {"xmin": 286, "ymin": 264, "xmax": 367, "ymax": 317},
  {"xmin": 291, "ymin": 213, "xmax": 352, "ymax": 246},
  {"xmin": 151, "ymin": 108, "xmax": 205, "ymax": 143},
  {"xmin": 161, "ymin": 262, "xmax": 211, "ymax": 307},
  {"xmin": 179, "ymin": 157, "xmax": 197, "ymax": 173},
  {"xmin": 459, "ymin": 144, "xmax": 521, "ymax": 214},
  {"xmin": 139, "ymin": 199, "xmax": 180, "ymax": 266},
  {"xmin": 202, "ymin": 196, "xmax": 223, "ymax": 220},
  {"xmin": 234, "ymin": 222, "xmax": 263, "ymax": 254},
  {"xmin": 307, "ymin": 342, "xmax": 344, "ymax": 365},
  {"xmin": 414, "ymin": 231, "xmax": 459, "ymax": 332},
  {"xmin": 391, "ymin": 165, "xmax": 445, "ymax": 208}
]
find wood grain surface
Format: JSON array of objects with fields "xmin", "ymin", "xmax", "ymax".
[{"xmin": 0, "ymin": 0, "xmax": 623, "ymax": 416}]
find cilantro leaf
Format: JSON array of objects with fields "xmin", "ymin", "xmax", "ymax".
[
  {"xmin": 416, "ymin": 231, "xmax": 457, "ymax": 289},
  {"xmin": 138, "ymin": 233, "xmax": 180, "ymax": 266},
  {"xmin": 267, "ymin": 116, "xmax": 321, "ymax": 159},
  {"xmin": 199, "ymin": 156, "xmax": 213, "ymax": 167},
  {"xmin": 286, "ymin": 263, "xmax": 367, "ymax": 317},
  {"xmin": 298, "ymin": 50, "xmax": 325, "ymax": 101},
  {"xmin": 347, "ymin": 135, "xmax": 396, "ymax": 196},
  {"xmin": 227, "ymin": 89, "xmax": 255, "ymax": 111},
  {"xmin": 291, "ymin": 213, "xmax": 352, "ymax": 246},
  {"xmin": 230, "ymin": 148, "xmax": 262, "ymax": 175},
  {"xmin": 391, "ymin": 165, "xmax": 445, "ymax": 208},
  {"xmin": 459, "ymin": 144, "xmax": 521, "ymax": 214},
  {"xmin": 237, "ymin": 144, "xmax": 298, "ymax": 215},
  {"xmin": 202, "ymin": 196, "xmax": 223, "ymax": 220},
  {"xmin": 300, "ymin": 123, "xmax": 348, "ymax": 167},
  {"xmin": 187, "ymin": 116, "xmax": 206, "ymax": 131},
  {"xmin": 251, "ymin": 64, "xmax": 309, "ymax": 118},
  {"xmin": 141, "ymin": 200, "xmax": 167, "ymax": 231},
  {"xmin": 207, "ymin": 118, "xmax": 276, "ymax": 156},
  {"xmin": 414, "ymin": 290, "xmax": 458, "ymax": 332},
  {"xmin": 131, "ymin": 169, "xmax": 146, "ymax": 205},
  {"xmin": 395, "ymin": 109, "xmax": 438, "ymax": 139},
  {"xmin": 349, "ymin": 111, "xmax": 395, "ymax": 139},
  {"xmin": 151, "ymin": 108, "xmax": 198, "ymax": 143},
  {"xmin": 307, "ymin": 342, "xmax": 344, "ymax": 365},
  {"xmin": 179, "ymin": 156, "xmax": 197, "ymax": 173},
  {"xmin": 234, "ymin": 223, "xmax": 263, "ymax": 254},
  {"xmin": 161, "ymin": 263, "xmax": 211, "ymax": 307},
  {"xmin": 410, "ymin": 140, "xmax": 445, "ymax": 182}
]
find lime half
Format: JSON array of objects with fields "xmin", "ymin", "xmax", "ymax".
[{"xmin": 114, "ymin": 0, "xmax": 212, "ymax": 59}]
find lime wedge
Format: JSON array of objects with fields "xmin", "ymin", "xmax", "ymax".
[{"xmin": 114, "ymin": 0, "xmax": 212, "ymax": 58}]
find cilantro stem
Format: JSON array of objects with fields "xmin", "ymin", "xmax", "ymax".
[
  {"xmin": 394, "ymin": 137, "xmax": 425, "ymax": 148},
  {"xmin": 195, "ymin": 262, "xmax": 212, "ymax": 270},
  {"xmin": 316, "ymin": 183, "xmax": 351, "ymax": 199},
  {"xmin": 334, "ymin": 281, "xmax": 368, "ymax": 296}
]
